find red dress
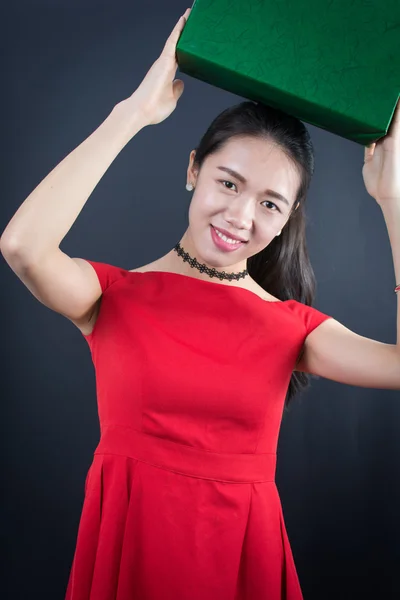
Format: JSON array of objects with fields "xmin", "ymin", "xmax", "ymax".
[{"xmin": 65, "ymin": 260, "xmax": 332, "ymax": 600}]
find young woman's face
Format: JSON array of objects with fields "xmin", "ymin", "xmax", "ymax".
[{"xmin": 180, "ymin": 135, "xmax": 301, "ymax": 275}]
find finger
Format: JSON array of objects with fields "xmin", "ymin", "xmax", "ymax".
[
  {"xmin": 161, "ymin": 11, "xmax": 190, "ymax": 59},
  {"xmin": 173, "ymin": 79, "xmax": 185, "ymax": 101},
  {"xmin": 364, "ymin": 142, "xmax": 375, "ymax": 162}
]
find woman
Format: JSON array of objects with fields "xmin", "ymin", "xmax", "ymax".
[{"xmin": 1, "ymin": 8, "xmax": 399, "ymax": 600}]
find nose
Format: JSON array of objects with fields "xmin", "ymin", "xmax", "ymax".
[{"xmin": 224, "ymin": 195, "xmax": 254, "ymax": 230}]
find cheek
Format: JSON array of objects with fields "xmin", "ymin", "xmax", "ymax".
[
  {"xmin": 187, "ymin": 196, "xmax": 206, "ymax": 227},
  {"xmin": 250, "ymin": 224, "xmax": 279, "ymax": 247},
  {"xmin": 255, "ymin": 219, "xmax": 279, "ymax": 234},
  {"xmin": 189, "ymin": 192, "xmax": 219, "ymax": 219}
]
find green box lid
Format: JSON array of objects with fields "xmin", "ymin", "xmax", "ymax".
[{"xmin": 176, "ymin": 0, "xmax": 400, "ymax": 145}]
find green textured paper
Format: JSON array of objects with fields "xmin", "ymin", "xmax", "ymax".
[{"xmin": 176, "ymin": 0, "xmax": 400, "ymax": 145}]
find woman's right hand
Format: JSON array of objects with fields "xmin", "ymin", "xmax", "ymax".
[{"xmin": 126, "ymin": 9, "xmax": 191, "ymax": 126}]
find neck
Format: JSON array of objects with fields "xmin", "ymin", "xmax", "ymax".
[{"xmin": 162, "ymin": 228, "xmax": 249, "ymax": 283}]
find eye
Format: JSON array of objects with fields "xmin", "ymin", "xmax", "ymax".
[
  {"xmin": 261, "ymin": 200, "xmax": 280, "ymax": 212},
  {"xmin": 219, "ymin": 179, "xmax": 237, "ymax": 191},
  {"xmin": 219, "ymin": 180, "xmax": 280, "ymax": 212}
]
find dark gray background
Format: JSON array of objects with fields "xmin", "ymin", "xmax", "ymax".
[{"xmin": 1, "ymin": 1, "xmax": 399, "ymax": 599}]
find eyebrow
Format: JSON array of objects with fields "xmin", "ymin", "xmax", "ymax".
[{"xmin": 216, "ymin": 166, "xmax": 290, "ymax": 207}]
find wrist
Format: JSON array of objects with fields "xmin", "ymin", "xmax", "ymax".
[
  {"xmin": 107, "ymin": 98, "xmax": 151, "ymax": 139},
  {"xmin": 380, "ymin": 199, "xmax": 400, "ymax": 216}
]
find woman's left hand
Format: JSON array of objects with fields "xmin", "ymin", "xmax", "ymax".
[{"xmin": 362, "ymin": 96, "xmax": 400, "ymax": 208}]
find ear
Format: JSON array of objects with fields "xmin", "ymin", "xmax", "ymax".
[{"xmin": 186, "ymin": 149, "xmax": 199, "ymax": 185}]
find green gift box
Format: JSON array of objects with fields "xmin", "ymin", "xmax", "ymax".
[{"xmin": 176, "ymin": 0, "xmax": 400, "ymax": 146}]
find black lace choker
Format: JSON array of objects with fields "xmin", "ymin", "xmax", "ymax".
[{"xmin": 173, "ymin": 241, "xmax": 249, "ymax": 282}]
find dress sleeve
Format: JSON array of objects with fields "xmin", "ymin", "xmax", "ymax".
[
  {"xmin": 302, "ymin": 304, "xmax": 333, "ymax": 336},
  {"xmin": 82, "ymin": 259, "xmax": 126, "ymax": 293}
]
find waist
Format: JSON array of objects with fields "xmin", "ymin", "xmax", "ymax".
[{"xmin": 94, "ymin": 424, "xmax": 276, "ymax": 484}]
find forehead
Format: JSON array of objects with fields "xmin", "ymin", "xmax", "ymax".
[{"xmin": 207, "ymin": 135, "xmax": 299, "ymax": 195}]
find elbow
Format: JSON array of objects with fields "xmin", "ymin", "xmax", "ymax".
[
  {"xmin": 0, "ymin": 232, "xmax": 21, "ymax": 257},
  {"xmin": 0, "ymin": 233, "xmax": 31, "ymax": 269}
]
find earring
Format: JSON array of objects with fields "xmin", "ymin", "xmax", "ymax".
[
  {"xmin": 186, "ymin": 183, "xmax": 194, "ymax": 191},
  {"xmin": 276, "ymin": 230, "xmax": 282, "ymax": 236}
]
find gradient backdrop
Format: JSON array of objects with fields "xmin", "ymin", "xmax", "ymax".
[{"xmin": 1, "ymin": 1, "xmax": 399, "ymax": 599}]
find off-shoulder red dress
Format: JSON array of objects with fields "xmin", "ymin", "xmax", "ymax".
[{"xmin": 65, "ymin": 260, "xmax": 332, "ymax": 600}]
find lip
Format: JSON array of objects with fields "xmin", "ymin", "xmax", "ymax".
[
  {"xmin": 212, "ymin": 225, "xmax": 248, "ymax": 242},
  {"xmin": 210, "ymin": 225, "xmax": 246, "ymax": 252}
]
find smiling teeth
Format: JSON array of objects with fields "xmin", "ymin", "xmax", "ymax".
[{"xmin": 215, "ymin": 229, "xmax": 242, "ymax": 244}]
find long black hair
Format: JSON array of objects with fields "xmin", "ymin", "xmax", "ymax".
[{"xmin": 192, "ymin": 100, "xmax": 318, "ymax": 411}]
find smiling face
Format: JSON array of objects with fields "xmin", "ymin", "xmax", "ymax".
[{"xmin": 171, "ymin": 135, "xmax": 301, "ymax": 280}]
